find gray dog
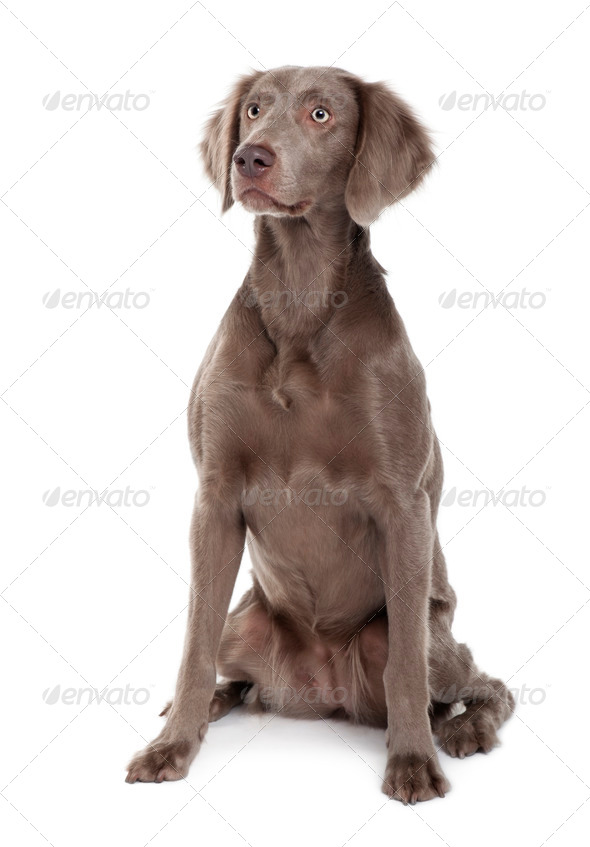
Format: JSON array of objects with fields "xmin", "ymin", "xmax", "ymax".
[{"xmin": 126, "ymin": 66, "xmax": 514, "ymax": 803}]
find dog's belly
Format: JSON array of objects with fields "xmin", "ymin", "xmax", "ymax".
[
  {"xmin": 242, "ymin": 469, "xmax": 387, "ymax": 632},
  {"xmin": 209, "ymin": 352, "xmax": 393, "ymax": 631}
]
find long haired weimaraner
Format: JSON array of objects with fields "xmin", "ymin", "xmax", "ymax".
[{"xmin": 126, "ymin": 66, "xmax": 514, "ymax": 802}]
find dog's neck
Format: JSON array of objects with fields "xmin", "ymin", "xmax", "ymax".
[{"xmin": 246, "ymin": 203, "xmax": 367, "ymax": 349}]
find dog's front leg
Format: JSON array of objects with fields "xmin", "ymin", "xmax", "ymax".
[
  {"xmin": 126, "ymin": 489, "xmax": 245, "ymax": 783},
  {"xmin": 379, "ymin": 490, "xmax": 450, "ymax": 803}
]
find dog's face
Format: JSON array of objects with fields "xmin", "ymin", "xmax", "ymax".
[
  {"xmin": 230, "ymin": 67, "xmax": 360, "ymax": 218},
  {"xmin": 201, "ymin": 66, "xmax": 434, "ymax": 227}
]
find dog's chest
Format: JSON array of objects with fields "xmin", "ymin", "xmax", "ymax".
[
  {"xmin": 262, "ymin": 352, "xmax": 325, "ymax": 411},
  {"xmin": 198, "ymin": 333, "xmax": 389, "ymax": 498},
  {"xmin": 238, "ymin": 352, "xmax": 379, "ymax": 490}
]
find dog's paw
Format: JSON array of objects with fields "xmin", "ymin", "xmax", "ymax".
[
  {"xmin": 437, "ymin": 711, "xmax": 499, "ymax": 758},
  {"xmin": 382, "ymin": 752, "xmax": 450, "ymax": 803},
  {"xmin": 125, "ymin": 738, "xmax": 195, "ymax": 784}
]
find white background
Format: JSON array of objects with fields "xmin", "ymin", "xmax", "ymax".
[{"xmin": 1, "ymin": 1, "xmax": 589, "ymax": 844}]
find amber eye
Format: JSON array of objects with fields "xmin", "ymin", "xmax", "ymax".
[
  {"xmin": 247, "ymin": 104, "xmax": 260, "ymax": 119},
  {"xmin": 311, "ymin": 107, "xmax": 330, "ymax": 123}
]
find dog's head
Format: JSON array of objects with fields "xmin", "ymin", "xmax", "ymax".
[{"xmin": 200, "ymin": 66, "xmax": 434, "ymax": 227}]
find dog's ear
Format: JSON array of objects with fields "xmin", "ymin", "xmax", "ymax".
[
  {"xmin": 345, "ymin": 81, "xmax": 434, "ymax": 227},
  {"xmin": 200, "ymin": 71, "xmax": 263, "ymax": 213}
]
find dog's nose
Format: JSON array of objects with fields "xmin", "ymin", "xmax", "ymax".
[{"xmin": 233, "ymin": 144, "xmax": 276, "ymax": 178}]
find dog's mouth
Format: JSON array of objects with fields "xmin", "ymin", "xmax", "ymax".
[{"xmin": 238, "ymin": 187, "xmax": 312, "ymax": 216}]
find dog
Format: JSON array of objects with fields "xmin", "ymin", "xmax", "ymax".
[{"xmin": 126, "ymin": 66, "xmax": 514, "ymax": 802}]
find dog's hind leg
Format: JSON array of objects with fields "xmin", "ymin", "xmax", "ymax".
[
  {"xmin": 209, "ymin": 681, "xmax": 252, "ymax": 721},
  {"xmin": 429, "ymin": 631, "xmax": 514, "ymax": 758},
  {"xmin": 435, "ymin": 670, "xmax": 514, "ymax": 758},
  {"xmin": 158, "ymin": 680, "xmax": 251, "ymax": 725},
  {"xmin": 425, "ymin": 541, "xmax": 514, "ymax": 758}
]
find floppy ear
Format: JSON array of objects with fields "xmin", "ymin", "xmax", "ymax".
[
  {"xmin": 200, "ymin": 71, "xmax": 263, "ymax": 213},
  {"xmin": 345, "ymin": 81, "xmax": 434, "ymax": 227}
]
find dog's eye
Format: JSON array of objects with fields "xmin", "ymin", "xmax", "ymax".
[
  {"xmin": 247, "ymin": 104, "xmax": 260, "ymax": 119},
  {"xmin": 311, "ymin": 107, "xmax": 330, "ymax": 123}
]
